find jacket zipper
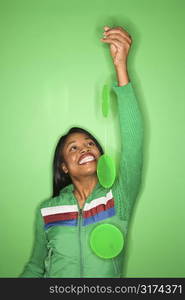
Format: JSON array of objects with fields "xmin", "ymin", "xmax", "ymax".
[
  {"xmin": 75, "ymin": 193, "xmax": 93, "ymax": 277},
  {"xmin": 78, "ymin": 207, "xmax": 83, "ymax": 277}
]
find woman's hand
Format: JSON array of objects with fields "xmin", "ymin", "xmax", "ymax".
[{"xmin": 100, "ymin": 25, "xmax": 132, "ymax": 68}]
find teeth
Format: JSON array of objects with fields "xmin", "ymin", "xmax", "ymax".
[{"xmin": 79, "ymin": 156, "xmax": 95, "ymax": 165}]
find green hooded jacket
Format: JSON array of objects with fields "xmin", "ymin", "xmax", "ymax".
[{"xmin": 20, "ymin": 80, "xmax": 144, "ymax": 278}]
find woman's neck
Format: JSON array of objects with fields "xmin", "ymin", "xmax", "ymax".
[{"xmin": 72, "ymin": 175, "xmax": 98, "ymax": 204}]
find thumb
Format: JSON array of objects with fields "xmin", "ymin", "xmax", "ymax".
[{"xmin": 104, "ymin": 25, "xmax": 110, "ymax": 31}]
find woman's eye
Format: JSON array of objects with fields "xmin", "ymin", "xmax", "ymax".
[
  {"xmin": 70, "ymin": 146, "xmax": 77, "ymax": 151},
  {"xmin": 88, "ymin": 141, "xmax": 95, "ymax": 146},
  {"xmin": 70, "ymin": 142, "xmax": 94, "ymax": 151}
]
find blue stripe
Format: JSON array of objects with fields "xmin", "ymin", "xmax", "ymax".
[
  {"xmin": 45, "ymin": 219, "xmax": 78, "ymax": 229},
  {"xmin": 83, "ymin": 207, "xmax": 116, "ymax": 226}
]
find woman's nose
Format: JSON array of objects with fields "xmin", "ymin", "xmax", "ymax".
[{"xmin": 80, "ymin": 146, "xmax": 90, "ymax": 153}]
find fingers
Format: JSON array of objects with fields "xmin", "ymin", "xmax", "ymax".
[
  {"xmin": 102, "ymin": 26, "xmax": 132, "ymax": 43},
  {"xmin": 102, "ymin": 33, "xmax": 131, "ymax": 45},
  {"xmin": 100, "ymin": 38, "xmax": 122, "ymax": 49},
  {"xmin": 109, "ymin": 26, "xmax": 131, "ymax": 38},
  {"xmin": 105, "ymin": 31, "xmax": 131, "ymax": 44}
]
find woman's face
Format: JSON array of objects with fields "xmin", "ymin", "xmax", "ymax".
[{"xmin": 60, "ymin": 132, "xmax": 102, "ymax": 178}]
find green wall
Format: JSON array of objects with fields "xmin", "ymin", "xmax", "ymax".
[{"xmin": 0, "ymin": 0, "xmax": 185, "ymax": 277}]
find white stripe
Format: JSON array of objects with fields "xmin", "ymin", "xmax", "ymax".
[
  {"xmin": 83, "ymin": 190, "xmax": 113, "ymax": 212},
  {"xmin": 41, "ymin": 204, "xmax": 78, "ymax": 217}
]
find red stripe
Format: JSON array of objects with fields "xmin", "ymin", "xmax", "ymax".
[
  {"xmin": 83, "ymin": 198, "xmax": 114, "ymax": 218},
  {"xmin": 44, "ymin": 211, "xmax": 78, "ymax": 224}
]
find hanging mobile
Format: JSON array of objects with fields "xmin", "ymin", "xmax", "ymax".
[
  {"xmin": 97, "ymin": 83, "xmax": 116, "ymax": 188},
  {"xmin": 102, "ymin": 84, "xmax": 110, "ymax": 117}
]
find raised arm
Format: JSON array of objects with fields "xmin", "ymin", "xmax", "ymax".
[{"xmin": 101, "ymin": 26, "xmax": 144, "ymax": 219}]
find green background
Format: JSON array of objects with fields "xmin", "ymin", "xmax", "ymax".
[{"xmin": 0, "ymin": 0, "xmax": 185, "ymax": 277}]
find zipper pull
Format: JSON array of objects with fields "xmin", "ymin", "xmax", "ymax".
[{"xmin": 79, "ymin": 208, "xmax": 82, "ymax": 216}]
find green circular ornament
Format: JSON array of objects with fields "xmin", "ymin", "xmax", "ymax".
[
  {"xmin": 102, "ymin": 84, "xmax": 110, "ymax": 117},
  {"xmin": 90, "ymin": 223, "xmax": 124, "ymax": 259},
  {"xmin": 97, "ymin": 154, "xmax": 116, "ymax": 188}
]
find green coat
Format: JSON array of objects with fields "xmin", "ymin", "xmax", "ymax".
[{"xmin": 20, "ymin": 81, "xmax": 144, "ymax": 278}]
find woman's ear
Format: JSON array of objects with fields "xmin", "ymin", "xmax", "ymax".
[{"xmin": 61, "ymin": 162, "xmax": 68, "ymax": 174}]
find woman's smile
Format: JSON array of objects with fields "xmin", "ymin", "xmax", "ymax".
[{"xmin": 78, "ymin": 153, "xmax": 96, "ymax": 165}]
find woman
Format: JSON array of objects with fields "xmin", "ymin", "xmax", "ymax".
[{"xmin": 20, "ymin": 25, "xmax": 144, "ymax": 277}]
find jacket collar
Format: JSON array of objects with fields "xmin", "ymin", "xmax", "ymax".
[{"xmin": 60, "ymin": 180, "xmax": 104, "ymax": 195}]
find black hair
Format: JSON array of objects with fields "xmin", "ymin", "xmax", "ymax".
[{"xmin": 52, "ymin": 127, "xmax": 104, "ymax": 197}]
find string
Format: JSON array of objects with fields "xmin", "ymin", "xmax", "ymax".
[
  {"xmin": 104, "ymin": 114, "xmax": 107, "ymax": 154},
  {"xmin": 103, "ymin": 82, "xmax": 109, "ymax": 154}
]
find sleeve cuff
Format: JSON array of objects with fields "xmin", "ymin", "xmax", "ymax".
[{"xmin": 111, "ymin": 80, "xmax": 133, "ymax": 96}]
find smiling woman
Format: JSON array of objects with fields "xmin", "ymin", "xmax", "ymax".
[
  {"xmin": 52, "ymin": 127, "xmax": 104, "ymax": 200},
  {"xmin": 20, "ymin": 25, "xmax": 144, "ymax": 278}
]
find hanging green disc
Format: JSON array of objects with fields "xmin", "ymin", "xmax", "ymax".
[
  {"xmin": 102, "ymin": 84, "xmax": 110, "ymax": 117},
  {"xmin": 90, "ymin": 223, "xmax": 124, "ymax": 259},
  {"xmin": 97, "ymin": 154, "xmax": 116, "ymax": 188}
]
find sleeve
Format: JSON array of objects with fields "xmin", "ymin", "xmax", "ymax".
[
  {"xmin": 19, "ymin": 207, "xmax": 48, "ymax": 278},
  {"xmin": 111, "ymin": 80, "xmax": 144, "ymax": 220}
]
